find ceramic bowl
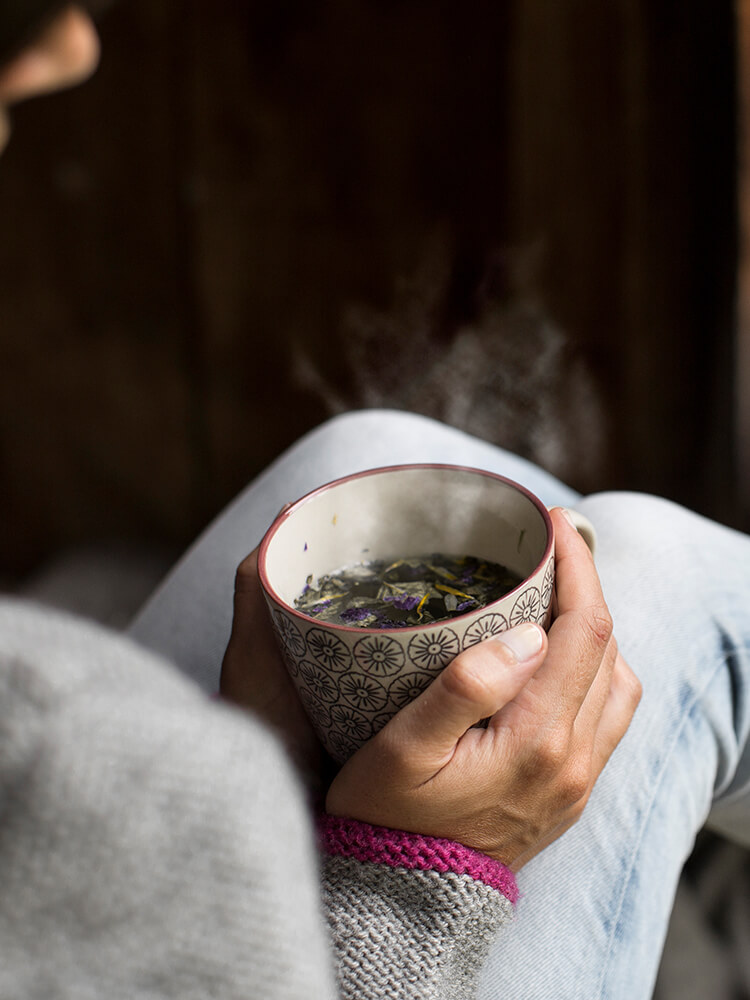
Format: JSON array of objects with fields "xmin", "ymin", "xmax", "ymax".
[{"xmin": 258, "ymin": 463, "xmax": 557, "ymax": 764}]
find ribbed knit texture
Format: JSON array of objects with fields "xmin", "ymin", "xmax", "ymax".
[
  {"xmin": 318, "ymin": 814, "xmax": 519, "ymax": 903},
  {"xmin": 322, "ymin": 856, "xmax": 514, "ymax": 1000}
]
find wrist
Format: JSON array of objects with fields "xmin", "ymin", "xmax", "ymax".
[{"xmin": 317, "ymin": 813, "xmax": 519, "ymax": 905}]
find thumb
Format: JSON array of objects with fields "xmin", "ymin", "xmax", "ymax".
[
  {"xmin": 221, "ymin": 547, "xmax": 285, "ymax": 702},
  {"xmin": 383, "ymin": 622, "xmax": 547, "ymax": 766},
  {"xmin": 224, "ymin": 548, "xmax": 266, "ymax": 653}
]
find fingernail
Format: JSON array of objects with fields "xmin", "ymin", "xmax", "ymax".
[
  {"xmin": 492, "ymin": 623, "xmax": 544, "ymax": 662},
  {"xmin": 558, "ymin": 507, "xmax": 578, "ymax": 531}
]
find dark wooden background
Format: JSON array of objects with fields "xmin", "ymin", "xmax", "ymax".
[{"xmin": 0, "ymin": 0, "xmax": 742, "ymax": 581}]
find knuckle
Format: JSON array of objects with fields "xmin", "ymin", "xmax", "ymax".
[
  {"xmin": 534, "ymin": 728, "xmax": 572, "ymax": 776},
  {"xmin": 632, "ymin": 675, "xmax": 644, "ymax": 706},
  {"xmin": 580, "ymin": 605, "xmax": 614, "ymax": 651},
  {"xmin": 557, "ymin": 760, "xmax": 591, "ymax": 806},
  {"xmin": 562, "ymin": 794, "xmax": 589, "ymax": 825},
  {"xmin": 623, "ymin": 665, "xmax": 643, "ymax": 709},
  {"xmin": 613, "ymin": 653, "xmax": 643, "ymax": 711},
  {"xmin": 440, "ymin": 655, "xmax": 494, "ymax": 707}
]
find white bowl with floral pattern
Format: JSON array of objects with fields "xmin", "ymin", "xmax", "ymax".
[{"xmin": 258, "ymin": 464, "xmax": 558, "ymax": 764}]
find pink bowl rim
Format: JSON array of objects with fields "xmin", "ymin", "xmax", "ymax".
[{"xmin": 257, "ymin": 463, "xmax": 554, "ymax": 635}]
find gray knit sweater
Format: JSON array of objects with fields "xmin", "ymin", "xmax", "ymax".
[{"xmin": 0, "ymin": 599, "xmax": 515, "ymax": 999}]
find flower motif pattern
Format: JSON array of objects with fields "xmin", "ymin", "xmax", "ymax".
[
  {"xmin": 326, "ymin": 730, "xmax": 360, "ymax": 765},
  {"xmin": 277, "ymin": 643, "xmax": 300, "ymax": 677},
  {"xmin": 299, "ymin": 659, "xmax": 339, "ymax": 704},
  {"xmin": 353, "ymin": 634, "xmax": 405, "ymax": 677},
  {"xmin": 462, "ymin": 612, "xmax": 509, "ymax": 650},
  {"xmin": 541, "ymin": 560, "xmax": 554, "ymax": 609},
  {"xmin": 306, "ymin": 628, "xmax": 352, "ymax": 673},
  {"xmin": 509, "ymin": 587, "xmax": 542, "ymax": 626},
  {"xmin": 407, "ymin": 628, "xmax": 460, "ymax": 670},
  {"xmin": 389, "ymin": 671, "xmax": 433, "ymax": 709},
  {"xmin": 296, "ymin": 689, "xmax": 331, "ymax": 734},
  {"xmin": 338, "ymin": 672, "xmax": 388, "ymax": 713},
  {"xmin": 329, "ymin": 704, "xmax": 372, "ymax": 743},
  {"xmin": 272, "ymin": 610, "xmax": 306, "ymax": 660}
]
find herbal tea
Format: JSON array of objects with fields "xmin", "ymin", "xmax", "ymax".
[{"xmin": 294, "ymin": 553, "xmax": 522, "ymax": 629}]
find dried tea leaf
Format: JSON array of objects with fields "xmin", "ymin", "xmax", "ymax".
[{"xmin": 294, "ymin": 553, "xmax": 522, "ymax": 629}]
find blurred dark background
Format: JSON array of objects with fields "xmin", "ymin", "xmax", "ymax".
[
  {"xmin": 2, "ymin": 5, "xmax": 750, "ymax": 995},
  {"xmin": 0, "ymin": 0, "xmax": 744, "ymax": 583}
]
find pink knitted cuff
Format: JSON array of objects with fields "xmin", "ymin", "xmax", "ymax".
[{"xmin": 317, "ymin": 814, "xmax": 518, "ymax": 904}]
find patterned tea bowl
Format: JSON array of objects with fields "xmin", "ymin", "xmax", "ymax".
[{"xmin": 258, "ymin": 464, "xmax": 580, "ymax": 765}]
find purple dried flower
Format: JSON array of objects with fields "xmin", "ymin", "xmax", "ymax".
[
  {"xmin": 375, "ymin": 618, "xmax": 400, "ymax": 629},
  {"xmin": 341, "ymin": 606, "xmax": 371, "ymax": 623},
  {"xmin": 383, "ymin": 593, "xmax": 420, "ymax": 611},
  {"xmin": 394, "ymin": 595, "xmax": 420, "ymax": 611}
]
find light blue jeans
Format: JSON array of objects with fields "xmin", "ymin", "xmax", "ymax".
[{"xmin": 129, "ymin": 410, "xmax": 750, "ymax": 1000}]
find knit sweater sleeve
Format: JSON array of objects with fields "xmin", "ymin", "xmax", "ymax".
[
  {"xmin": 318, "ymin": 814, "xmax": 517, "ymax": 1000},
  {"xmin": 0, "ymin": 599, "xmax": 339, "ymax": 1000}
]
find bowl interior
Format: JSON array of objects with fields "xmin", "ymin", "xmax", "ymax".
[{"xmin": 262, "ymin": 465, "xmax": 551, "ymax": 612}]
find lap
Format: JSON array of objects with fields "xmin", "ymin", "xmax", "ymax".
[{"xmin": 129, "ymin": 411, "xmax": 750, "ymax": 998}]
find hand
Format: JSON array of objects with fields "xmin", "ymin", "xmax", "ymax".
[
  {"xmin": 326, "ymin": 508, "xmax": 642, "ymax": 870},
  {"xmin": 220, "ymin": 548, "xmax": 330, "ymax": 792}
]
